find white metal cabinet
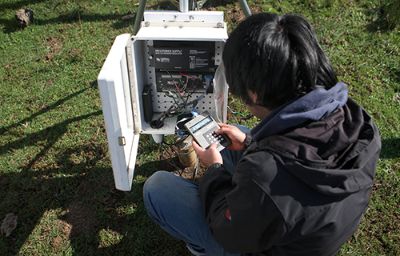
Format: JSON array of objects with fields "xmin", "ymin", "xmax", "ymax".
[
  {"xmin": 98, "ymin": 34, "xmax": 139, "ymax": 191},
  {"xmin": 98, "ymin": 11, "xmax": 228, "ymax": 191}
]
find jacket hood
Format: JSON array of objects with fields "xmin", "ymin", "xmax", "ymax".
[
  {"xmin": 250, "ymin": 83, "xmax": 381, "ymax": 196},
  {"xmin": 251, "ymin": 82, "xmax": 348, "ymax": 140}
]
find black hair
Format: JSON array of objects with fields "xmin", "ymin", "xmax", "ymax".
[{"xmin": 223, "ymin": 13, "xmax": 338, "ymax": 109}]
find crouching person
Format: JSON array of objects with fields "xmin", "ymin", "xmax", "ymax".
[{"xmin": 143, "ymin": 13, "xmax": 381, "ymax": 256}]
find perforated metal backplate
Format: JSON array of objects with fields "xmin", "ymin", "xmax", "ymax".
[
  {"xmin": 152, "ymin": 92, "xmax": 215, "ymax": 112},
  {"xmin": 142, "ymin": 40, "xmax": 220, "ymax": 114},
  {"xmin": 214, "ymin": 41, "xmax": 223, "ymax": 66}
]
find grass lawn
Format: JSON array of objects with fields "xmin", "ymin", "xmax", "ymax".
[{"xmin": 0, "ymin": 0, "xmax": 399, "ymax": 255}]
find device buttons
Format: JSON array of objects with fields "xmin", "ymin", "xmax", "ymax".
[
  {"xmin": 207, "ymin": 132, "xmax": 218, "ymax": 143},
  {"xmin": 205, "ymin": 131, "xmax": 225, "ymax": 145},
  {"xmin": 212, "ymin": 132, "xmax": 225, "ymax": 142}
]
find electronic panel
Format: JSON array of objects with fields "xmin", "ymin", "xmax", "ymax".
[
  {"xmin": 155, "ymin": 72, "xmax": 214, "ymax": 93},
  {"xmin": 149, "ymin": 41, "xmax": 215, "ymax": 71},
  {"xmin": 142, "ymin": 40, "xmax": 223, "ymax": 116}
]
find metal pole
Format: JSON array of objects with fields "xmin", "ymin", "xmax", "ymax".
[
  {"xmin": 239, "ymin": 0, "xmax": 252, "ymax": 17},
  {"xmin": 133, "ymin": 0, "xmax": 146, "ymax": 35},
  {"xmin": 180, "ymin": 0, "xmax": 189, "ymax": 13}
]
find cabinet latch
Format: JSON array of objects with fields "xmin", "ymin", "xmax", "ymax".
[{"xmin": 118, "ymin": 136, "xmax": 126, "ymax": 146}]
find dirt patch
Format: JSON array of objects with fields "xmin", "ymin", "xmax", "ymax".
[
  {"xmin": 52, "ymin": 236, "xmax": 63, "ymax": 249},
  {"xmin": 175, "ymin": 166, "xmax": 207, "ymax": 182},
  {"xmin": 149, "ymin": 0, "xmax": 179, "ymax": 10},
  {"xmin": 44, "ymin": 37, "xmax": 63, "ymax": 61},
  {"xmin": 62, "ymin": 202, "xmax": 97, "ymax": 238},
  {"xmin": 53, "ymin": 220, "xmax": 70, "ymax": 251},
  {"xmin": 58, "ymin": 219, "xmax": 72, "ymax": 237},
  {"xmin": 225, "ymin": 5, "xmax": 246, "ymax": 25},
  {"xmin": 206, "ymin": 3, "xmax": 262, "ymax": 28},
  {"xmin": 159, "ymin": 141, "xmax": 206, "ymax": 181}
]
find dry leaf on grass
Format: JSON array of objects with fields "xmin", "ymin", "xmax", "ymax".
[{"xmin": 1, "ymin": 213, "xmax": 18, "ymax": 237}]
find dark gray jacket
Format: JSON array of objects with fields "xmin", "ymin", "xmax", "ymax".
[{"xmin": 199, "ymin": 84, "xmax": 381, "ymax": 255}]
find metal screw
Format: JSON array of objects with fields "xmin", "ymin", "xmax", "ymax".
[
  {"xmin": 217, "ymin": 22, "xmax": 223, "ymax": 28},
  {"xmin": 144, "ymin": 21, "xmax": 150, "ymax": 27}
]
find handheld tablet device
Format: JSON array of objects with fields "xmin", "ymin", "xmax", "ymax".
[{"xmin": 184, "ymin": 114, "xmax": 231, "ymax": 151}]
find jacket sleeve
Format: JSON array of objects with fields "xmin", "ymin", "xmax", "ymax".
[{"xmin": 199, "ymin": 152, "xmax": 287, "ymax": 253}]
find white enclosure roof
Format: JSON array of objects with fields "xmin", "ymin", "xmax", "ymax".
[{"xmin": 135, "ymin": 11, "xmax": 228, "ymax": 41}]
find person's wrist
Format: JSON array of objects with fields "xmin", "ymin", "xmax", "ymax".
[
  {"xmin": 208, "ymin": 162, "xmax": 223, "ymax": 170},
  {"xmin": 239, "ymin": 135, "xmax": 245, "ymax": 144},
  {"xmin": 243, "ymin": 133, "xmax": 252, "ymax": 148}
]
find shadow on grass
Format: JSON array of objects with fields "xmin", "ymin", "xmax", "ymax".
[
  {"xmin": 364, "ymin": 6, "xmax": 397, "ymax": 33},
  {"xmin": 0, "ymin": 87, "xmax": 91, "ymax": 137},
  {"xmin": 148, "ymin": 0, "xmax": 179, "ymax": 11},
  {"xmin": 380, "ymin": 138, "xmax": 400, "ymax": 160},
  {"xmin": 0, "ymin": 0, "xmax": 237, "ymax": 33},
  {"xmin": 0, "ymin": 146, "xmax": 186, "ymax": 255},
  {"xmin": 202, "ymin": 0, "xmax": 236, "ymax": 8},
  {"xmin": 0, "ymin": 11, "xmax": 133, "ymax": 33},
  {"xmin": 0, "ymin": 0, "xmax": 48, "ymax": 11},
  {"xmin": 391, "ymin": 70, "xmax": 400, "ymax": 88},
  {"xmin": 0, "ymin": 88, "xmax": 188, "ymax": 255}
]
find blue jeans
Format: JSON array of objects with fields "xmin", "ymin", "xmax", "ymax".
[{"xmin": 143, "ymin": 127, "xmax": 249, "ymax": 256}]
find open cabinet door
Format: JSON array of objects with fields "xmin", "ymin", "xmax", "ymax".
[{"xmin": 98, "ymin": 34, "xmax": 139, "ymax": 191}]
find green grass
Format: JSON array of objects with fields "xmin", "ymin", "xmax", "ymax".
[{"xmin": 0, "ymin": 0, "xmax": 399, "ymax": 255}]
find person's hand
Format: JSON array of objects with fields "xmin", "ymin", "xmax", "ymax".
[
  {"xmin": 216, "ymin": 123, "xmax": 246, "ymax": 151},
  {"xmin": 192, "ymin": 141, "xmax": 223, "ymax": 168}
]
